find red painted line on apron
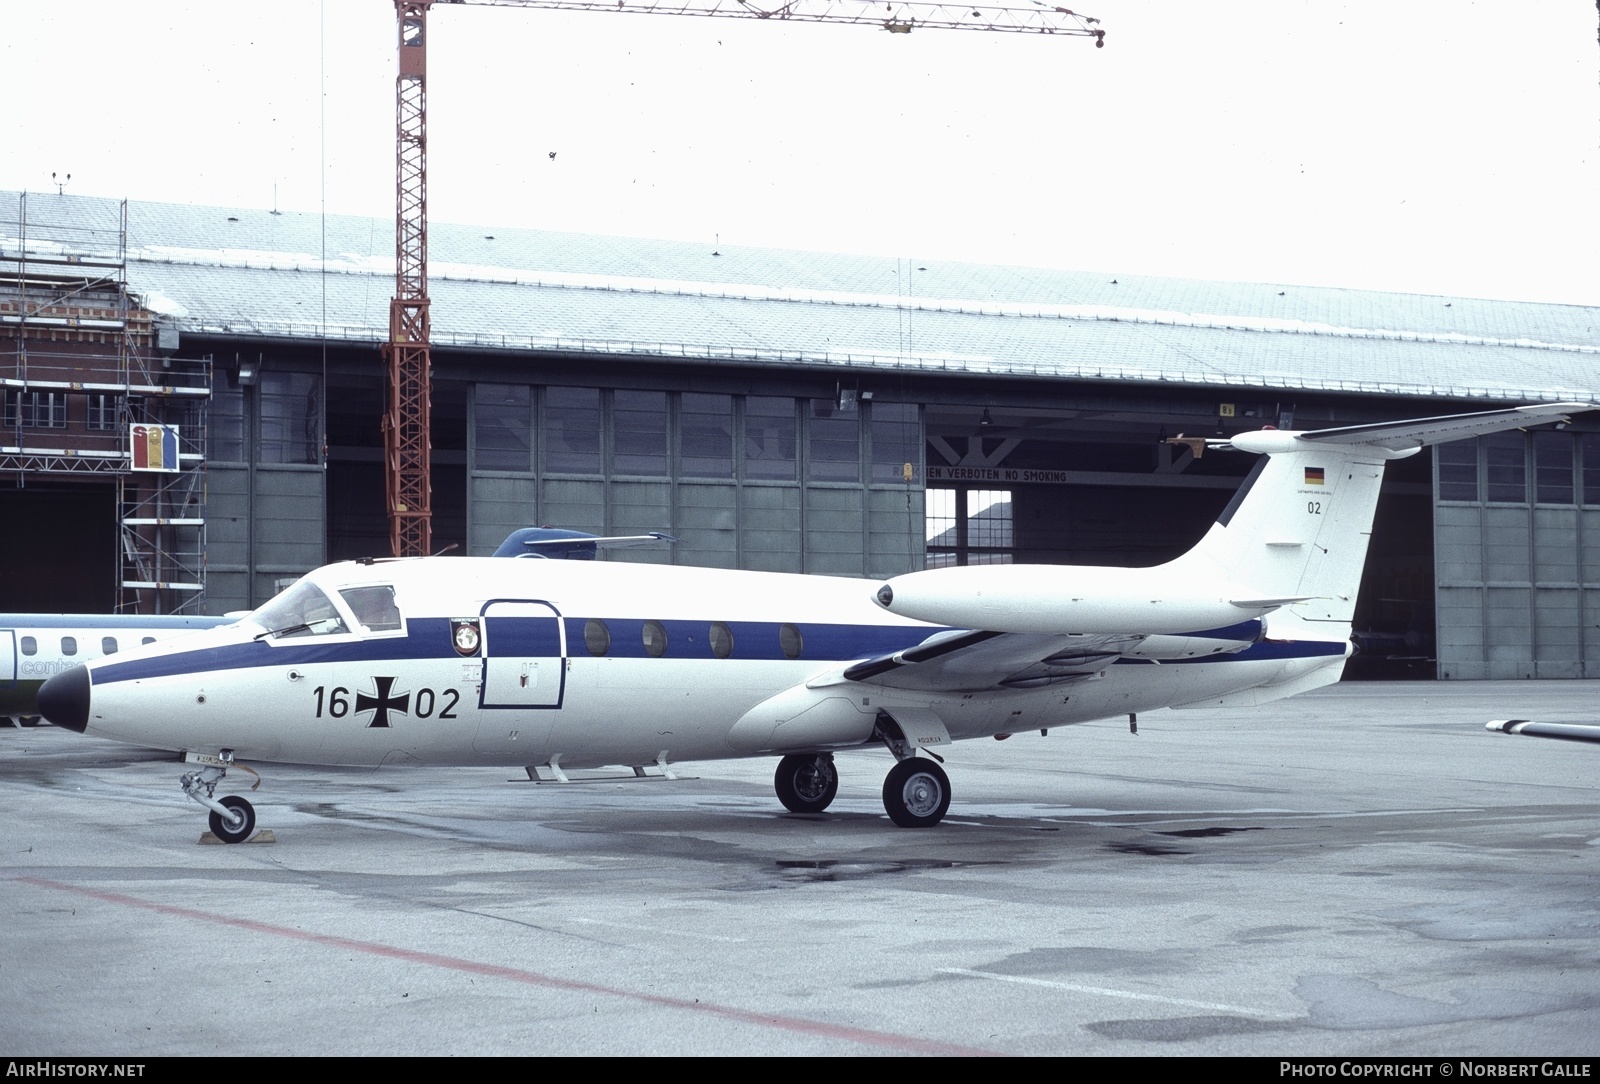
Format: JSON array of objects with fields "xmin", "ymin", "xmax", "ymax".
[{"xmin": 16, "ymin": 875, "xmax": 999, "ymax": 1056}]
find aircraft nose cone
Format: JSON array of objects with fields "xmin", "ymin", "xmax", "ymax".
[{"xmin": 38, "ymin": 666, "xmax": 90, "ymax": 733}]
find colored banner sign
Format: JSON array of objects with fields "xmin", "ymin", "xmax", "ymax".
[{"xmin": 130, "ymin": 424, "xmax": 181, "ymax": 472}]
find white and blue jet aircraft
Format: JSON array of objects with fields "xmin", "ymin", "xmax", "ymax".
[{"xmin": 36, "ymin": 403, "xmax": 1592, "ymax": 841}]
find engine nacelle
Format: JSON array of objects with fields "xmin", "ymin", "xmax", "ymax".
[
  {"xmin": 876, "ymin": 564, "xmax": 1269, "ymax": 636},
  {"xmin": 1123, "ymin": 620, "xmax": 1263, "ymax": 660}
]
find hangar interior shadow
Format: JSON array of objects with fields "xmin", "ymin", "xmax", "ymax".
[{"xmin": 0, "ymin": 483, "xmax": 117, "ymax": 611}]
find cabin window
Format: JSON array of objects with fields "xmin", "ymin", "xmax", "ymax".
[
  {"xmin": 779, "ymin": 623, "xmax": 803, "ymax": 660},
  {"xmin": 709, "ymin": 622, "xmax": 733, "ymax": 659},
  {"xmin": 339, "ymin": 585, "xmax": 403, "ymax": 632},
  {"xmin": 60, "ymin": 637, "xmax": 77, "ymax": 656},
  {"xmin": 141, "ymin": 636, "xmax": 156, "ymax": 646},
  {"xmin": 19, "ymin": 636, "xmax": 36, "ymax": 656},
  {"xmin": 642, "ymin": 620, "xmax": 668, "ymax": 658},
  {"xmin": 101, "ymin": 637, "xmax": 118, "ymax": 655},
  {"xmin": 251, "ymin": 581, "xmax": 350, "ymax": 639},
  {"xmin": 584, "ymin": 619, "xmax": 611, "ymax": 657}
]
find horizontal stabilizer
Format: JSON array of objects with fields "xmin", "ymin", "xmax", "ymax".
[
  {"xmin": 1293, "ymin": 402, "xmax": 1593, "ymax": 454},
  {"xmin": 1486, "ymin": 719, "xmax": 1600, "ymax": 746}
]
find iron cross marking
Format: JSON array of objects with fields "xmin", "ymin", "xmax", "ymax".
[{"xmin": 355, "ymin": 676, "xmax": 410, "ymax": 729}]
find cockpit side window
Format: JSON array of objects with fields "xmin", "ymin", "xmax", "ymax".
[
  {"xmin": 339, "ymin": 585, "xmax": 403, "ymax": 633},
  {"xmin": 250, "ymin": 580, "xmax": 350, "ymax": 639}
]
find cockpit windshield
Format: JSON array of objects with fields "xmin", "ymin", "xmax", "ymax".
[
  {"xmin": 249, "ymin": 580, "xmax": 350, "ymax": 639},
  {"xmin": 339, "ymin": 585, "xmax": 403, "ymax": 632}
]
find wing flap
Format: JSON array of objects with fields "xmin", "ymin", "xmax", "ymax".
[{"xmin": 827, "ymin": 629, "xmax": 1138, "ymax": 692}]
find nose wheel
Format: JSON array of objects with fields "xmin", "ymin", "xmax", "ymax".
[
  {"xmin": 208, "ymin": 795, "xmax": 257, "ymax": 844},
  {"xmin": 181, "ymin": 751, "xmax": 261, "ymax": 844}
]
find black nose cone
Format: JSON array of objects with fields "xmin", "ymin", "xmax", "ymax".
[{"xmin": 38, "ymin": 666, "xmax": 90, "ymax": 733}]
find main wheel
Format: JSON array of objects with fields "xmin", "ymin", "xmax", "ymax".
[
  {"xmin": 774, "ymin": 754, "xmax": 839, "ymax": 814},
  {"xmin": 209, "ymin": 795, "xmax": 256, "ymax": 844},
  {"xmin": 882, "ymin": 758, "xmax": 951, "ymax": 828}
]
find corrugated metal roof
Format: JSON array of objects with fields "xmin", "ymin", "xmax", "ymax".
[{"xmin": 5, "ymin": 190, "xmax": 1597, "ymax": 402}]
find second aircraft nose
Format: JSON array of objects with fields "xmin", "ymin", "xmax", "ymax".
[{"xmin": 37, "ymin": 665, "xmax": 90, "ymax": 733}]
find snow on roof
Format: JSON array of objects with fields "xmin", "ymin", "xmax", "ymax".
[{"xmin": 5, "ymin": 190, "xmax": 1597, "ymax": 402}]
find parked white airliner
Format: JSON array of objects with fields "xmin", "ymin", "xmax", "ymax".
[{"xmin": 37, "ymin": 404, "xmax": 1591, "ymax": 841}]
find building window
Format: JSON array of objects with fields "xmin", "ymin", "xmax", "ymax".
[
  {"xmin": 926, "ymin": 488, "xmax": 1014, "ymax": 567},
  {"xmin": 87, "ymin": 394, "xmax": 120, "ymax": 431},
  {"xmin": 259, "ymin": 372, "xmax": 320, "ymax": 465},
  {"xmin": 2, "ymin": 390, "xmax": 67, "ymax": 428},
  {"xmin": 612, "ymin": 390, "xmax": 668, "ymax": 476},
  {"xmin": 209, "ymin": 375, "xmax": 245, "ymax": 462},
  {"xmin": 745, "ymin": 397, "xmax": 796, "ymax": 480},
  {"xmin": 545, "ymin": 387, "xmax": 601, "ymax": 474},
  {"xmin": 1583, "ymin": 436, "xmax": 1600, "ymax": 507},
  {"xmin": 807, "ymin": 400, "xmax": 859, "ymax": 482},
  {"xmin": 1484, "ymin": 432, "xmax": 1527, "ymax": 503},
  {"xmin": 681, "ymin": 394, "xmax": 733, "ymax": 479},
  {"xmin": 1436, "ymin": 440, "xmax": 1479, "ymax": 502},
  {"xmin": 1534, "ymin": 431, "xmax": 1574, "ymax": 505},
  {"xmin": 870, "ymin": 402, "xmax": 921, "ymax": 484},
  {"xmin": 474, "ymin": 384, "xmax": 532, "ymax": 472}
]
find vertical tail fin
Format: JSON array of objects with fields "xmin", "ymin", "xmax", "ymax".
[{"xmin": 1170, "ymin": 403, "xmax": 1591, "ymax": 642}]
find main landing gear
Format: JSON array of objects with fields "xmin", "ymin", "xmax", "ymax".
[
  {"xmin": 774, "ymin": 754, "xmax": 840, "ymax": 814},
  {"xmin": 771, "ymin": 715, "xmax": 953, "ymax": 828},
  {"xmin": 180, "ymin": 751, "xmax": 259, "ymax": 844}
]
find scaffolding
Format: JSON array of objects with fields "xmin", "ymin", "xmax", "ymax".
[{"xmin": 1, "ymin": 192, "xmax": 210, "ymax": 613}]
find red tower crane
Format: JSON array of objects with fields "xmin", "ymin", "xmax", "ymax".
[{"xmin": 387, "ymin": 0, "xmax": 1105, "ymax": 557}]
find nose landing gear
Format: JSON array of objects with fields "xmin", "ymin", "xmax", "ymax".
[{"xmin": 180, "ymin": 751, "xmax": 260, "ymax": 844}]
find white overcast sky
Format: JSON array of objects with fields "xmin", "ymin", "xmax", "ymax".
[{"xmin": 4, "ymin": 1, "xmax": 1597, "ymax": 304}]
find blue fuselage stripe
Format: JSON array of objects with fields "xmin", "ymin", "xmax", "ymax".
[{"xmin": 86, "ymin": 614, "xmax": 1344, "ymax": 687}]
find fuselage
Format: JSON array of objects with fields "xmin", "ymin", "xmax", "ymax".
[
  {"xmin": 1, "ymin": 613, "xmax": 233, "ymax": 721},
  {"xmin": 43, "ymin": 556, "xmax": 1345, "ymax": 769}
]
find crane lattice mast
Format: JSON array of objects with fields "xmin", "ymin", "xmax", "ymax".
[{"xmin": 387, "ymin": 0, "xmax": 1103, "ymax": 557}]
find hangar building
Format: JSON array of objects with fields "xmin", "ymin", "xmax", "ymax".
[{"xmin": 3, "ymin": 190, "xmax": 1597, "ymax": 680}]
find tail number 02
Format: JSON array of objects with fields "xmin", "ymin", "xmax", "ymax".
[{"xmin": 313, "ymin": 685, "xmax": 458, "ymax": 718}]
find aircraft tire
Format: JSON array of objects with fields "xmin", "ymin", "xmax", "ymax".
[
  {"xmin": 209, "ymin": 795, "xmax": 256, "ymax": 844},
  {"xmin": 774, "ymin": 754, "xmax": 839, "ymax": 814},
  {"xmin": 882, "ymin": 758, "xmax": 951, "ymax": 828}
]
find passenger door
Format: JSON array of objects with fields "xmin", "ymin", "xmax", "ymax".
[{"xmin": 479, "ymin": 599, "xmax": 566, "ymax": 710}]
